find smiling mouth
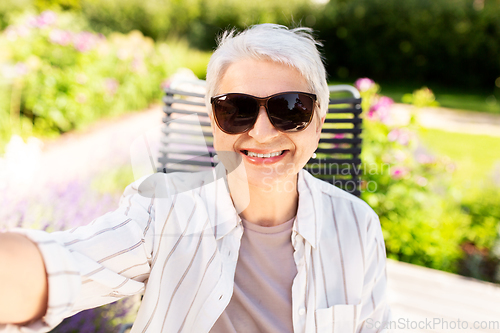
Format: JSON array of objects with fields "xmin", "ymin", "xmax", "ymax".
[{"xmin": 242, "ymin": 150, "xmax": 285, "ymax": 158}]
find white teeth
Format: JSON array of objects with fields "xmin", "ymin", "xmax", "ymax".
[{"xmin": 246, "ymin": 150, "xmax": 283, "ymax": 158}]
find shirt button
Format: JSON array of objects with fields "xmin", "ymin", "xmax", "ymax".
[{"xmin": 298, "ymin": 308, "xmax": 306, "ymax": 316}]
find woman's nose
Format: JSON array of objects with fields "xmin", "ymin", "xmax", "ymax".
[{"xmin": 247, "ymin": 106, "xmax": 279, "ymax": 142}]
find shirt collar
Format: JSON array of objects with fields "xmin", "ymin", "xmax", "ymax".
[
  {"xmin": 203, "ymin": 163, "xmax": 241, "ymax": 241},
  {"xmin": 206, "ymin": 165, "xmax": 324, "ymax": 246},
  {"xmin": 294, "ymin": 169, "xmax": 325, "ymax": 249}
]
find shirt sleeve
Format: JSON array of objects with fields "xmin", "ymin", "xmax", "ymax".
[
  {"xmin": 1, "ymin": 179, "xmax": 156, "ymax": 333},
  {"xmin": 358, "ymin": 212, "xmax": 392, "ymax": 333}
]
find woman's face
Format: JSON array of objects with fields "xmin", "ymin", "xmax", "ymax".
[{"xmin": 211, "ymin": 58, "xmax": 324, "ymax": 189}]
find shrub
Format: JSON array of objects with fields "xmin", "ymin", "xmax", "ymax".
[
  {"xmin": 316, "ymin": 0, "xmax": 500, "ymax": 89},
  {"xmin": 357, "ymin": 79, "xmax": 469, "ymax": 272},
  {"xmin": 458, "ymin": 186, "xmax": 500, "ymax": 282},
  {"xmin": 358, "ymin": 78, "xmax": 500, "ymax": 280},
  {"xmin": 0, "ymin": 10, "xmax": 211, "ymax": 153}
]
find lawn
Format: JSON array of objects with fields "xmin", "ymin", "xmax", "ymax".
[{"xmin": 417, "ymin": 128, "xmax": 500, "ymax": 188}]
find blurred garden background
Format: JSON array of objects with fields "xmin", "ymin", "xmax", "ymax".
[{"xmin": 0, "ymin": 0, "xmax": 499, "ymax": 331}]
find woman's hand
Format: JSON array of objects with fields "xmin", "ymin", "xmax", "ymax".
[{"xmin": 0, "ymin": 232, "xmax": 48, "ymax": 324}]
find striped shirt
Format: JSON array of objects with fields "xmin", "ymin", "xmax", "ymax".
[{"xmin": 5, "ymin": 164, "xmax": 391, "ymax": 333}]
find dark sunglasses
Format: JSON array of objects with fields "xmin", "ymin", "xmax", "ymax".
[{"xmin": 210, "ymin": 91, "xmax": 317, "ymax": 134}]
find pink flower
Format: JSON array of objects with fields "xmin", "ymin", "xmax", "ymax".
[
  {"xmin": 27, "ymin": 11, "xmax": 57, "ymax": 28},
  {"xmin": 4, "ymin": 26, "xmax": 18, "ymax": 41},
  {"xmin": 131, "ymin": 56, "xmax": 145, "ymax": 72},
  {"xmin": 416, "ymin": 152, "xmax": 434, "ymax": 164},
  {"xmin": 1, "ymin": 62, "xmax": 28, "ymax": 79},
  {"xmin": 38, "ymin": 11, "xmax": 57, "ymax": 27},
  {"xmin": 49, "ymin": 29, "xmax": 73, "ymax": 46},
  {"xmin": 416, "ymin": 176, "xmax": 428, "ymax": 187},
  {"xmin": 104, "ymin": 78, "xmax": 119, "ymax": 96},
  {"xmin": 160, "ymin": 79, "xmax": 171, "ymax": 90},
  {"xmin": 15, "ymin": 62, "xmax": 28, "ymax": 76},
  {"xmin": 387, "ymin": 128, "xmax": 410, "ymax": 145},
  {"xmin": 368, "ymin": 96, "xmax": 393, "ymax": 123},
  {"xmin": 391, "ymin": 166, "xmax": 409, "ymax": 179},
  {"xmin": 366, "ymin": 109, "xmax": 377, "ymax": 120},
  {"xmin": 73, "ymin": 32, "xmax": 100, "ymax": 52},
  {"xmin": 76, "ymin": 93, "xmax": 87, "ymax": 104},
  {"xmin": 354, "ymin": 78, "xmax": 375, "ymax": 92}
]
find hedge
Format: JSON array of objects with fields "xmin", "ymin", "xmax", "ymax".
[
  {"xmin": 315, "ymin": 0, "xmax": 500, "ymax": 89},
  {"xmin": 3, "ymin": 0, "xmax": 499, "ymax": 89}
]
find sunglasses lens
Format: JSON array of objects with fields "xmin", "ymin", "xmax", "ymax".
[
  {"xmin": 213, "ymin": 95, "xmax": 258, "ymax": 134},
  {"xmin": 268, "ymin": 93, "xmax": 314, "ymax": 132},
  {"xmin": 212, "ymin": 92, "xmax": 315, "ymax": 134}
]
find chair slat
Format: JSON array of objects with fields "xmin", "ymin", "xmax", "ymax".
[
  {"xmin": 324, "ymin": 118, "xmax": 362, "ymax": 124},
  {"xmin": 329, "ymin": 97, "xmax": 362, "ymax": 105},
  {"xmin": 317, "ymin": 138, "xmax": 362, "ymax": 144},
  {"xmin": 320, "ymin": 128, "xmax": 362, "ymax": 135},
  {"xmin": 163, "ymin": 96, "xmax": 206, "ymax": 107},
  {"xmin": 327, "ymin": 108, "xmax": 362, "ymax": 115},
  {"xmin": 163, "ymin": 106, "xmax": 209, "ymax": 116},
  {"xmin": 164, "ymin": 88, "xmax": 205, "ymax": 98},
  {"xmin": 162, "ymin": 116, "xmax": 212, "ymax": 127},
  {"xmin": 161, "ymin": 127, "xmax": 213, "ymax": 137}
]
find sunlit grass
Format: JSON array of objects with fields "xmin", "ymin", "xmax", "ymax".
[{"xmin": 418, "ymin": 128, "xmax": 500, "ymax": 188}]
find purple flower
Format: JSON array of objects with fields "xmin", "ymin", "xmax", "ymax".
[{"xmin": 354, "ymin": 78, "xmax": 375, "ymax": 92}]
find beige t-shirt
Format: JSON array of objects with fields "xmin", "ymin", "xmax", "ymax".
[{"xmin": 210, "ymin": 217, "xmax": 297, "ymax": 333}]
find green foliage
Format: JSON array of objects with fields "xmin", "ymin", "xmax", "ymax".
[
  {"xmin": 358, "ymin": 79, "xmax": 500, "ymax": 281},
  {"xmin": 316, "ymin": 0, "xmax": 500, "ymax": 89},
  {"xmin": 78, "ymin": 0, "xmax": 318, "ymax": 46},
  {"xmin": 357, "ymin": 80, "xmax": 467, "ymax": 272},
  {"xmin": 5, "ymin": 0, "xmax": 500, "ymax": 92},
  {"xmin": 187, "ymin": 0, "xmax": 318, "ymax": 49},
  {"xmin": 0, "ymin": 0, "xmax": 34, "ymax": 30},
  {"xmin": 0, "ymin": 10, "xmax": 211, "ymax": 153},
  {"xmin": 458, "ymin": 186, "xmax": 500, "ymax": 282}
]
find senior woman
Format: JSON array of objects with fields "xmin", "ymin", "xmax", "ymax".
[{"xmin": 0, "ymin": 24, "xmax": 391, "ymax": 333}]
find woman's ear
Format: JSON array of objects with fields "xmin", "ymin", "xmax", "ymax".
[{"xmin": 316, "ymin": 115, "xmax": 326, "ymax": 135}]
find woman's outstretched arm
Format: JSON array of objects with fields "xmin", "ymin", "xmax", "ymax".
[{"xmin": 0, "ymin": 232, "xmax": 48, "ymax": 324}]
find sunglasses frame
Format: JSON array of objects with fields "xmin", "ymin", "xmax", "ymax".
[{"xmin": 210, "ymin": 91, "xmax": 317, "ymax": 135}]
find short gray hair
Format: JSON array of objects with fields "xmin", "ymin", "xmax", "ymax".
[{"xmin": 205, "ymin": 24, "xmax": 329, "ymax": 118}]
